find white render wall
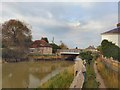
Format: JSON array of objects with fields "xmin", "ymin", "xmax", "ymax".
[
  {"xmin": 119, "ymin": 34, "xmax": 120, "ymax": 47},
  {"xmin": 101, "ymin": 34, "xmax": 120, "ymax": 47}
]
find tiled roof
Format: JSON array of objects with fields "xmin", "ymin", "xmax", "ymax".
[
  {"xmin": 101, "ymin": 27, "xmax": 120, "ymax": 35},
  {"xmin": 31, "ymin": 39, "xmax": 51, "ymax": 48},
  {"xmin": 86, "ymin": 45, "xmax": 95, "ymax": 49}
]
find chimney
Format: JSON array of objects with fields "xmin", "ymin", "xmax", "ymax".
[{"xmin": 117, "ymin": 23, "xmax": 120, "ymax": 27}]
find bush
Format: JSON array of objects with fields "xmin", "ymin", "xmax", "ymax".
[
  {"xmin": 79, "ymin": 51, "xmax": 93, "ymax": 64},
  {"xmin": 99, "ymin": 40, "xmax": 120, "ymax": 61},
  {"xmin": 2, "ymin": 48, "xmax": 27, "ymax": 61},
  {"xmin": 50, "ymin": 43, "xmax": 61, "ymax": 53}
]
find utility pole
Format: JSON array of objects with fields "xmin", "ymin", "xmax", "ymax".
[{"xmin": 52, "ymin": 37, "xmax": 54, "ymax": 44}]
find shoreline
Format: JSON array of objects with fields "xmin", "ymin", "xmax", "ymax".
[{"xmin": 2, "ymin": 59, "xmax": 74, "ymax": 63}]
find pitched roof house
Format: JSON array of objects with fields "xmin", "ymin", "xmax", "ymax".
[
  {"xmin": 85, "ymin": 45, "xmax": 97, "ymax": 52},
  {"xmin": 101, "ymin": 23, "xmax": 120, "ymax": 47},
  {"xmin": 30, "ymin": 38, "xmax": 52, "ymax": 54}
]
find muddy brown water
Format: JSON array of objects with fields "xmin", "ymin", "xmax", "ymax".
[{"xmin": 2, "ymin": 60, "xmax": 74, "ymax": 88}]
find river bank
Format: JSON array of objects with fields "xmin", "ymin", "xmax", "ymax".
[
  {"xmin": 2, "ymin": 54, "xmax": 63, "ymax": 63},
  {"xmin": 29, "ymin": 54, "xmax": 62, "ymax": 61},
  {"xmin": 40, "ymin": 65, "xmax": 74, "ymax": 88},
  {"xmin": 96, "ymin": 58, "xmax": 119, "ymax": 88},
  {"xmin": 2, "ymin": 60, "xmax": 74, "ymax": 88}
]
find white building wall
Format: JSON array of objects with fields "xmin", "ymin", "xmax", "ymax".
[
  {"xmin": 118, "ymin": 34, "xmax": 120, "ymax": 47},
  {"xmin": 101, "ymin": 34, "xmax": 120, "ymax": 47}
]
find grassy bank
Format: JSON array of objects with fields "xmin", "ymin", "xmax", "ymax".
[
  {"xmin": 83, "ymin": 60, "xmax": 99, "ymax": 88},
  {"xmin": 40, "ymin": 65, "xmax": 74, "ymax": 88},
  {"xmin": 28, "ymin": 53, "xmax": 61, "ymax": 60},
  {"xmin": 3, "ymin": 61, "xmax": 74, "ymax": 88},
  {"xmin": 96, "ymin": 58, "xmax": 119, "ymax": 88}
]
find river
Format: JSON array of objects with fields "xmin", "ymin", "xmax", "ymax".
[{"xmin": 2, "ymin": 60, "xmax": 74, "ymax": 88}]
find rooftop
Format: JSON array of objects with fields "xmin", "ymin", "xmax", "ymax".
[
  {"xmin": 30, "ymin": 39, "xmax": 51, "ymax": 48},
  {"xmin": 86, "ymin": 45, "xmax": 96, "ymax": 49},
  {"xmin": 101, "ymin": 24, "xmax": 120, "ymax": 35}
]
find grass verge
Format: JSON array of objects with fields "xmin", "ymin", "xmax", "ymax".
[
  {"xmin": 82, "ymin": 60, "xmax": 99, "ymax": 88},
  {"xmin": 96, "ymin": 58, "xmax": 119, "ymax": 88},
  {"xmin": 39, "ymin": 65, "xmax": 74, "ymax": 88}
]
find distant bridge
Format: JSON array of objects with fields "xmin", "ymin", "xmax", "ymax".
[
  {"xmin": 58, "ymin": 49, "xmax": 82, "ymax": 53},
  {"xmin": 60, "ymin": 52, "xmax": 79, "ymax": 55},
  {"xmin": 57, "ymin": 49, "xmax": 82, "ymax": 60}
]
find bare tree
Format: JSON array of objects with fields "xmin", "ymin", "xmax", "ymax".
[{"xmin": 2, "ymin": 19, "xmax": 32, "ymax": 61}]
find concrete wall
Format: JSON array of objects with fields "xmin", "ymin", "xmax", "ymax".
[
  {"xmin": 70, "ymin": 60, "xmax": 84, "ymax": 88},
  {"xmin": 101, "ymin": 34, "xmax": 120, "ymax": 47}
]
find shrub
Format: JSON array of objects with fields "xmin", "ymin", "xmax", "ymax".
[{"xmin": 99, "ymin": 40, "xmax": 120, "ymax": 61}]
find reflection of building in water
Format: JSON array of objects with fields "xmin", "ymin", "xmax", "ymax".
[
  {"xmin": 30, "ymin": 37, "xmax": 52, "ymax": 54},
  {"xmin": 101, "ymin": 23, "xmax": 120, "ymax": 47}
]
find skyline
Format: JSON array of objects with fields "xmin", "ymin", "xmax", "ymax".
[{"xmin": 1, "ymin": 2, "xmax": 118, "ymax": 48}]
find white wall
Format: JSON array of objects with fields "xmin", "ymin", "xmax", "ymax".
[
  {"xmin": 101, "ymin": 34, "xmax": 120, "ymax": 47},
  {"xmin": 118, "ymin": 34, "xmax": 120, "ymax": 47}
]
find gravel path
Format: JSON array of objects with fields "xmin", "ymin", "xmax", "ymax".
[{"xmin": 94, "ymin": 63, "xmax": 106, "ymax": 88}]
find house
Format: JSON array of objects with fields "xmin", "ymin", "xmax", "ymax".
[
  {"xmin": 30, "ymin": 38, "xmax": 52, "ymax": 54},
  {"xmin": 101, "ymin": 23, "xmax": 120, "ymax": 47},
  {"xmin": 85, "ymin": 45, "xmax": 97, "ymax": 52}
]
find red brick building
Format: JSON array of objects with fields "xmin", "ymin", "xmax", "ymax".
[{"xmin": 30, "ymin": 38, "xmax": 52, "ymax": 54}]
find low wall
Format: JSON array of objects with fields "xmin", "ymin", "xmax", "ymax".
[
  {"xmin": 101, "ymin": 56, "xmax": 120, "ymax": 72},
  {"xmin": 70, "ymin": 71, "xmax": 84, "ymax": 88},
  {"xmin": 70, "ymin": 59, "xmax": 84, "ymax": 88}
]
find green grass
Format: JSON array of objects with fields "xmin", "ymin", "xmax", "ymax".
[
  {"xmin": 97, "ymin": 58, "xmax": 119, "ymax": 88},
  {"xmin": 40, "ymin": 65, "xmax": 74, "ymax": 88},
  {"xmin": 83, "ymin": 60, "xmax": 99, "ymax": 88}
]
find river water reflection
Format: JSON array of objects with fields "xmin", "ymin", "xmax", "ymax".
[{"xmin": 2, "ymin": 60, "xmax": 74, "ymax": 88}]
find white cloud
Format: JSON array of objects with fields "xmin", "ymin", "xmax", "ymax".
[
  {"xmin": 68, "ymin": 21, "xmax": 81, "ymax": 28},
  {"xmin": 69, "ymin": 14, "xmax": 117, "ymax": 33},
  {"xmin": 78, "ymin": 2, "xmax": 96, "ymax": 9},
  {"xmin": 80, "ymin": 21, "xmax": 104, "ymax": 31},
  {"xmin": 0, "ymin": 3, "xmax": 2, "ymax": 21},
  {"xmin": 47, "ymin": 11, "xmax": 53, "ymax": 19}
]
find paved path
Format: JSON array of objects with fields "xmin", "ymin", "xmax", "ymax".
[
  {"xmin": 70, "ymin": 58, "xmax": 84, "ymax": 88},
  {"xmin": 94, "ymin": 63, "xmax": 106, "ymax": 88},
  {"xmin": 70, "ymin": 71, "xmax": 84, "ymax": 88}
]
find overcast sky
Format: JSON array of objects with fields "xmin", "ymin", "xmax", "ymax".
[{"xmin": 1, "ymin": 2, "xmax": 118, "ymax": 48}]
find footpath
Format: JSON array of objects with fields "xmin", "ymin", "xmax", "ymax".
[
  {"xmin": 94, "ymin": 63, "xmax": 106, "ymax": 88},
  {"xmin": 70, "ymin": 58, "xmax": 84, "ymax": 88}
]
